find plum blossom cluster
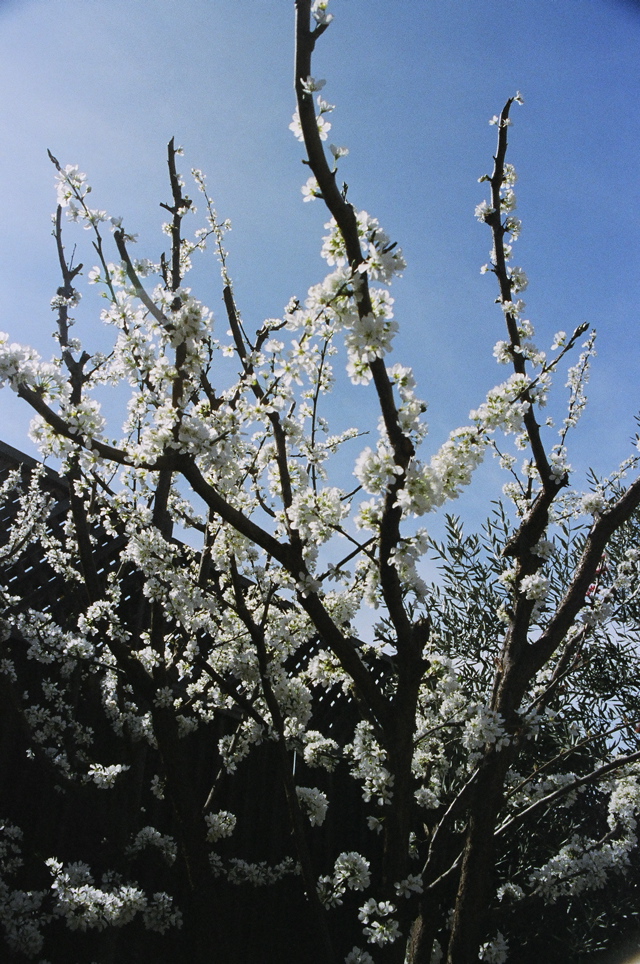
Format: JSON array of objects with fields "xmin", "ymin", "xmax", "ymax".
[
  {"xmin": 319, "ymin": 212, "xmax": 406, "ymax": 284},
  {"xmin": 462, "ymin": 705, "xmax": 510, "ymax": 755},
  {"xmin": 296, "ymin": 786, "xmax": 329, "ymax": 826},
  {"xmin": 344, "ymin": 948, "xmax": 375, "ymax": 964},
  {"xmin": 473, "ymin": 96, "xmax": 595, "ymax": 506},
  {"xmin": 211, "ymin": 855, "xmax": 299, "ymax": 887},
  {"xmin": 302, "ymin": 730, "xmax": 341, "ymax": 771},
  {"xmin": 358, "ymin": 897, "xmax": 401, "ymax": 947},
  {"xmin": 0, "ymin": 840, "xmax": 182, "ymax": 960},
  {"xmin": 0, "ymin": 468, "xmax": 54, "ymax": 568},
  {"xmin": 394, "ymin": 874, "xmax": 423, "ymax": 898},
  {"xmin": 290, "ymin": 93, "xmax": 333, "ymax": 143},
  {"xmin": 479, "ymin": 932, "xmax": 509, "ymax": 963},
  {"xmin": 528, "ymin": 830, "xmax": 636, "ymax": 901},
  {"xmin": 0, "ymin": 333, "xmax": 62, "ymax": 397},
  {"xmin": 305, "ymin": 649, "xmax": 352, "ymax": 692},
  {"xmin": 518, "ymin": 572, "xmax": 551, "ymax": 619},
  {"xmin": 204, "ymin": 810, "xmax": 237, "ymax": 843},
  {"xmin": 126, "ymin": 827, "xmax": 178, "ymax": 865},
  {"xmin": 312, "ymin": 0, "xmax": 333, "ymax": 26},
  {"xmin": 526, "ymin": 774, "xmax": 640, "ymax": 902},
  {"xmin": 87, "ymin": 763, "xmax": 130, "ymax": 789},
  {"xmin": 286, "ymin": 486, "xmax": 348, "ymax": 549},
  {"xmin": 347, "ymin": 722, "xmax": 394, "ymax": 806},
  {"xmin": 316, "ymin": 851, "xmax": 371, "ymax": 909},
  {"xmin": 46, "ymin": 858, "xmax": 182, "ymax": 934},
  {"xmin": 507, "ymin": 770, "xmax": 586, "ymax": 812},
  {"xmin": 352, "ymin": 362, "xmax": 549, "ymax": 532}
]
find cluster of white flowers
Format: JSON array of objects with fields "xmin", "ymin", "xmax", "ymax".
[
  {"xmin": 532, "ymin": 537, "xmax": 555, "ymax": 561},
  {"xmin": 296, "ymin": 786, "xmax": 329, "ymax": 826},
  {"xmin": 218, "ymin": 718, "xmax": 265, "ymax": 774},
  {"xmin": 358, "ymin": 897, "xmax": 401, "ymax": 946},
  {"xmin": 528, "ymin": 777, "xmax": 640, "ymax": 903},
  {"xmin": 608, "ymin": 772, "xmax": 640, "ymax": 833},
  {"xmin": 414, "ymin": 785, "xmax": 442, "ymax": 810},
  {"xmin": 0, "ymin": 468, "xmax": 54, "ymax": 568},
  {"xmin": 518, "ymin": 573, "xmax": 549, "ymax": 601},
  {"xmin": 334, "ymin": 851, "xmax": 371, "ymax": 890},
  {"xmin": 345, "ymin": 311, "xmax": 399, "ymax": 382},
  {"xmin": 86, "ymin": 763, "xmax": 130, "ymax": 789},
  {"xmin": 479, "ymin": 931, "xmax": 509, "ymax": 963},
  {"xmin": 355, "ymin": 212, "xmax": 407, "ymax": 283},
  {"xmin": 4, "ymin": 637, "xmax": 98, "ymax": 776},
  {"xmin": 354, "ymin": 442, "xmax": 404, "ymax": 495},
  {"xmin": 388, "ymin": 529, "xmax": 429, "ymax": 598},
  {"xmin": 126, "ymin": 827, "xmax": 177, "ymax": 865},
  {"xmin": 100, "ymin": 657, "xmax": 157, "ymax": 747},
  {"xmin": 312, "ymin": 0, "xmax": 333, "ymax": 26},
  {"xmin": 302, "ymin": 174, "xmax": 322, "ymax": 202},
  {"xmin": 462, "ymin": 705, "xmax": 509, "ymax": 754},
  {"xmin": 508, "ymin": 770, "xmax": 584, "ymax": 812},
  {"xmin": 305, "ymin": 648, "xmax": 351, "ymax": 691},
  {"xmin": 122, "ymin": 527, "xmax": 218, "ymax": 635},
  {"xmin": 286, "ymin": 486, "xmax": 348, "ymax": 548},
  {"xmin": 581, "ymin": 490, "xmax": 607, "ymax": 516},
  {"xmin": 290, "ymin": 94, "xmax": 333, "ymax": 143},
  {"xmin": 469, "ymin": 374, "xmax": 530, "ymax": 435},
  {"xmin": 410, "ymin": 650, "xmax": 482, "ymax": 799},
  {"xmin": 388, "ymin": 363, "xmax": 429, "ymax": 443},
  {"xmin": 317, "ymin": 851, "xmax": 371, "ymax": 908},
  {"xmin": 473, "ymin": 98, "xmax": 601, "ymax": 510},
  {"xmin": 347, "ymin": 722, "xmax": 394, "ymax": 805},
  {"xmin": 219, "ymin": 856, "xmax": 299, "ymax": 887},
  {"xmin": 319, "ymin": 213, "xmax": 406, "ymax": 282},
  {"xmin": 46, "ymin": 858, "xmax": 181, "ymax": 934},
  {"xmin": 394, "ymin": 874, "xmax": 423, "ymax": 898},
  {"xmin": 580, "ymin": 596, "xmax": 614, "ymax": 629},
  {"xmin": 518, "ymin": 572, "xmax": 550, "ymax": 619},
  {"xmin": 291, "ymin": 213, "xmax": 406, "ymax": 390},
  {"xmin": 204, "ymin": 810, "xmax": 237, "ymax": 843},
  {"xmin": 385, "ymin": 361, "xmax": 547, "ymax": 523},
  {"xmin": 302, "ymin": 730, "xmax": 341, "ymax": 771},
  {"xmin": 475, "ymin": 199, "xmax": 495, "ymax": 223},
  {"xmin": 496, "ymin": 882, "xmax": 525, "ymax": 903},
  {"xmin": 528, "ymin": 831, "xmax": 635, "ymax": 901},
  {"xmin": 345, "ymin": 949, "xmax": 374, "ymax": 964},
  {"xmin": 614, "ymin": 548, "xmax": 640, "ymax": 597},
  {"xmin": 0, "ymin": 332, "xmax": 62, "ymax": 397}
]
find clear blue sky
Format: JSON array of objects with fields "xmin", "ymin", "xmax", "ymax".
[{"xmin": 1, "ymin": 0, "xmax": 639, "ymax": 523}]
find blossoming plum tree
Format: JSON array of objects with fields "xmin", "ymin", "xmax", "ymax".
[{"xmin": 2, "ymin": 2, "xmax": 640, "ymax": 962}]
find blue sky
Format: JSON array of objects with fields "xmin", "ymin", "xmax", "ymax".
[{"xmin": 1, "ymin": 0, "xmax": 639, "ymax": 524}]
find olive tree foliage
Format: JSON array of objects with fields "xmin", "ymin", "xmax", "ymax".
[{"xmin": 1, "ymin": 1, "xmax": 640, "ymax": 962}]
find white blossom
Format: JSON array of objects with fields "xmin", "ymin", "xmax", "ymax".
[
  {"xmin": 204, "ymin": 810, "xmax": 237, "ymax": 843},
  {"xmin": 296, "ymin": 787, "xmax": 329, "ymax": 826},
  {"xmin": 479, "ymin": 931, "xmax": 509, "ymax": 963}
]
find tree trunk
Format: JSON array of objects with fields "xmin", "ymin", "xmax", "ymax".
[
  {"xmin": 406, "ymin": 893, "xmax": 442, "ymax": 964},
  {"xmin": 445, "ymin": 752, "xmax": 508, "ymax": 964}
]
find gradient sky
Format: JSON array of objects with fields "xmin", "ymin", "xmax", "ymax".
[{"xmin": 1, "ymin": 0, "xmax": 639, "ymax": 527}]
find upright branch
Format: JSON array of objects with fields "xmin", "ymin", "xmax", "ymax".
[
  {"xmin": 483, "ymin": 98, "xmax": 555, "ymax": 490},
  {"xmin": 294, "ymin": 0, "xmax": 421, "ymax": 665},
  {"xmin": 294, "ymin": 0, "xmax": 413, "ymax": 469}
]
